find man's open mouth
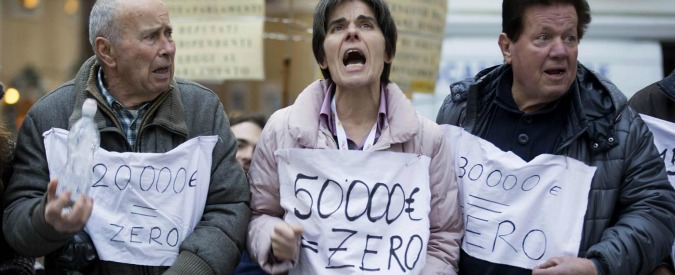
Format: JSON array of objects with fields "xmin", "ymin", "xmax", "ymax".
[
  {"xmin": 153, "ymin": 67, "xmax": 170, "ymax": 73},
  {"xmin": 544, "ymin": 69, "xmax": 565, "ymax": 76}
]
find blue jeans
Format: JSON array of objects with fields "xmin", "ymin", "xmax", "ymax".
[{"xmin": 233, "ymin": 250, "xmax": 267, "ymax": 275}]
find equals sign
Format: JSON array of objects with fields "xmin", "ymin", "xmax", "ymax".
[
  {"xmin": 130, "ymin": 204, "xmax": 158, "ymax": 218},
  {"xmin": 301, "ymin": 236, "xmax": 318, "ymax": 253}
]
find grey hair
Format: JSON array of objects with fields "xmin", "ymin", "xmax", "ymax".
[{"xmin": 89, "ymin": 0, "xmax": 123, "ymax": 55}]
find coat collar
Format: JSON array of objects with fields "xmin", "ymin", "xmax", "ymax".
[
  {"xmin": 288, "ymin": 80, "xmax": 419, "ymax": 149},
  {"xmin": 68, "ymin": 56, "xmax": 188, "ymax": 138},
  {"xmin": 658, "ymin": 69, "xmax": 675, "ymax": 101},
  {"xmin": 458, "ymin": 63, "xmax": 624, "ymax": 153}
]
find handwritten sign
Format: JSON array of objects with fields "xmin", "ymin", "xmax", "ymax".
[
  {"xmin": 276, "ymin": 149, "xmax": 431, "ymax": 275},
  {"xmin": 165, "ymin": 0, "xmax": 265, "ymax": 81},
  {"xmin": 43, "ymin": 128, "xmax": 216, "ymax": 266},
  {"xmin": 441, "ymin": 125, "xmax": 596, "ymax": 269},
  {"xmin": 388, "ymin": 0, "xmax": 447, "ymax": 95},
  {"xmin": 640, "ymin": 114, "xmax": 675, "ymax": 267},
  {"xmin": 640, "ymin": 114, "xmax": 675, "ymax": 188}
]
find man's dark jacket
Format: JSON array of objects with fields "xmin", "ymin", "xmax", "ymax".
[
  {"xmin": 436, "ymin": 63, "xmax": 675, "ymax": 275},
  {"xmin": 629, "ymin": 69, "xmax": 675, "ymax": 123}
]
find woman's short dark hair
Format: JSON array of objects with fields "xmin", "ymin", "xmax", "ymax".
[
  {"xmin": 312, "ymin": 0, "xmax": 397, "ymax": 84},
  {"xmin": 502, "ymin": 0, "xmax": 591, "ymax": 42}
]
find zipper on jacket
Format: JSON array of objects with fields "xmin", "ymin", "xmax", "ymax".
[
  {"xmin": 133, "ymin": 109, "xmax": 154, "ymax": 152},
  {"xmin": 555, "ymin": 125, "xmax": 588, "ymax": 154},
  {"xmin": 319, "ymin": 127, "xmax": 338, "ymax": 149}
]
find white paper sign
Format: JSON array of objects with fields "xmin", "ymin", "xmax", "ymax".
[
  {"xmin": 276, "ymin": 149, "xmax": 431, "ymax": 275},
  {"xmin": 43, "ymin": 128, "xmax": 217, "ymax": 266},
  {"xmin": 441, "ymin": 125, "xmax": 596, "ymax": 269},
  {"xmin": 640, "ymin": 114, "xmax": 675, "ymax": 189}
]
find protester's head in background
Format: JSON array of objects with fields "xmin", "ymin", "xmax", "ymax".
[
  {"xmin": 89, "ymin": 0, "xmax": 175, "ymax": 107},
  {"xmin": 498, "ymin": 0, "xmax": 591, "ymax": 113},
  {"xmin": 230, "ymin": 114, "xmax": 266, "ymax": 173},
  {"xmin": 311, "ymin": 0, "xmax": 397, "ymax": 85}
]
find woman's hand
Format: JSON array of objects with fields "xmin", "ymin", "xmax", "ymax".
[{"xmin": 271, "ymin": 222, "xmax": 303, "ymax": 261}]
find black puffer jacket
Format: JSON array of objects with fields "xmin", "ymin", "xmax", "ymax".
[{"xmin": 437, "ymin": 64, "xmax": 675, "ymax": 275}]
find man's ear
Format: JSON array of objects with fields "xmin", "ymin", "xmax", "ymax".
[
  {"xmin": 95, "ymin": 37, "xmax": 116, "ymax": 68},
  {"xmin": 498, "ymin": 33, "xmax": 512, "ymax": 64}
]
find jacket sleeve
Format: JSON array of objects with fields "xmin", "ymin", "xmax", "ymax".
[
  {"xmin": 167, "ymin": 101, "xmax": 251, "ymax": 275},
  {"xmin": 2, "ymin": 114, "xmax": 76, "ymax": 256},
  {"xmin": 436, "ymin": 92, "xmax": 466, "ymax": 127},
  {"xmin": 246, "ymin": 110, "xmax": 298, "ymax": 274},
  {"xmin": 585, "ymin": 112, "xmax": 675, "ymax": 275},
  {"xmin": 421, "ymin": 121, "xmax": 463, "ymax": 275}
]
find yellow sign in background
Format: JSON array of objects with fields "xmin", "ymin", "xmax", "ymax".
[
  {"xmin": 388, "ymin": 0, "xmax": 447, "ymax": 95},
  {"xmin": 165, "ymin": 0, "xmax": 265, "ymax": 81}
]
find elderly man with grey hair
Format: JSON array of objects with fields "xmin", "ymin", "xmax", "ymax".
[{"xmin": 2, "ymin": 0, "xmax": 250, "ymax": 274}]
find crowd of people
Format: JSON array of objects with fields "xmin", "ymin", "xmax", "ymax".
[{"xmin": 0, "ymin": 0, "xmax": 673, "ymax": 274}]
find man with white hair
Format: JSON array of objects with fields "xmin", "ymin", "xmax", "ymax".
[{"xmin": 2, "ymin": 1, "xmax": 250, "ymax": 274}]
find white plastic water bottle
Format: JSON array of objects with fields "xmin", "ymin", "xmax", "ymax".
[{"xmin": 57, "ymin": 98, "xmax": 100, "ymax": 204}]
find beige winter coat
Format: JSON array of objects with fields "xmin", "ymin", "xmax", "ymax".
[{"xmin": 247, "ymin": 80, "xmax": 463, "ymax": 274}]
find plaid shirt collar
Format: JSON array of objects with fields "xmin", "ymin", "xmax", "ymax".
[{"xmin": 96, "ymin": 67, "xmax": 150, "ymax": 147}]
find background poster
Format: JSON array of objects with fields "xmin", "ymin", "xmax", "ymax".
[
  {"xmin": 388, "ymin": 0, "xmax": 447, "ymax": 95},
  {"xmin": 166, "ymin": 0, "xmax": 265, "ymax": 81}
]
